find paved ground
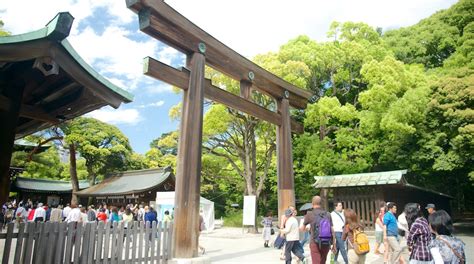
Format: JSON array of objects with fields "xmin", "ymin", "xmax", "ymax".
[{"xmin": 200, "ymin": 224, "xmax": 474, "ymax": 264}]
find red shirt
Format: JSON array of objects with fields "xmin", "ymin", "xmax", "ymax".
[
  {"xmin": 97, "ymin": 212, "xmax": 107, "ymax": 222},
  {"xmin": 27, "ymin": 209, "xmax": 35, "ymax": 221}
]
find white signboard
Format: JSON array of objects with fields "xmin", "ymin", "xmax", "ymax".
[{"xmin": 242, "ymin": 195, "xmax": 256, "ymax": 226}]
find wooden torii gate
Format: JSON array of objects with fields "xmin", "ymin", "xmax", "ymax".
[{"xmin": 127, "ymin": 0, "xmax": 312, "ymax": 259}]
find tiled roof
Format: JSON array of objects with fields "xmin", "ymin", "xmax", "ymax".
[
  {"xmin": 313, "ymin": 169, "xmax": 452, "ymax": 198},
  {"xmin": 76, "ymin": 167, "xmax": 174, "ymax": 196},
  {"xmin": 14, "ymin": 177, "xmax": 89, "ymax": 193},
  {"xmin": 313, "ymin": 170, "xmax": 407, "ymax": 188}
]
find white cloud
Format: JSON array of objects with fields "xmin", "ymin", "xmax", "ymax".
[
  {"xmin": 68, "ymin": 25, "xmax": 158, "ymax": 91},
  {"xmin": 86, "ymin": 107, "xmax": 142, "ymax": 125},
  {"xmin": 144, "ymin": 82, "xmax": 174, "ymax": 94},
  {"xmin": 149, "ymin": 100, "xmax": 165, "ymax": 107},
  {"xmin": 138, "ymin": 100, "xmax": 165, "ymax": 108}
]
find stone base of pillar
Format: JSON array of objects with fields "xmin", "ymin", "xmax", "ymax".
[{"xmin": 168, "ymin": 256, "xmax": 211, "ymax": 264}]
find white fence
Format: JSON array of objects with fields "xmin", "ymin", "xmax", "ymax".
[{"xmin": 0, "ymin": 221, "xmax": 173, "ymax": 264}]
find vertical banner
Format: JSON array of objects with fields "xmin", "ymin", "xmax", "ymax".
[{"xmin": 243, "ymin": 195, "xmax": 256, "ymax": 226}]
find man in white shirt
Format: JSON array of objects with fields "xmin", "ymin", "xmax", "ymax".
[
  {"xmin": 65, "ymin": 203, "xmax": 82, "ymax": 223},
  {"xmin": 281, "ymin": 208, "xmax": 306, "ymax": 264},
  {"xmin": 33, "ymin": 203, "xmax": 46, "ymax": 222},
  {"xmin": 62, "ymin": 203, "xmax": 71, "ymax": 221},
  {"xmin": 331, "ymin": 201, "xmax": 348, "ymax": 264}
]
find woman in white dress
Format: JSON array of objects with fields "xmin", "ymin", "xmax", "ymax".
[{"xmin": 260, "ymin": 211, "xmax": 273, "ymax": 248}]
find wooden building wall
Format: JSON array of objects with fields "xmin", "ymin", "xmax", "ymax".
[
  {"xmin": 333, "ymin": 186, "xmax": 380, "ymax": 230},
  {"xmin": 332, "ymin": 185, "xmax": 452, "ymax": 230}
]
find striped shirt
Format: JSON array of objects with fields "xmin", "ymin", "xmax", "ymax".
[{"xmin": 407, "ymin": 217, "xmax": 432, "ymax": 261}]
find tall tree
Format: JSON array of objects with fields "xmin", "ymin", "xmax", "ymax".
[{"xmin": 62, "ymin": 117, "xmax": 132, "ymax": 187}]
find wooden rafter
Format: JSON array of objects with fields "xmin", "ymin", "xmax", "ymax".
[{"xmin": 0, "ymin": 95, "xmax": 58, "ymax": 124}]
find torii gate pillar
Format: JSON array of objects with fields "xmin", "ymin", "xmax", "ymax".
[
  {"xmin": 276, "ymin": 97, "xmax": 295, "ymax": 219},
  {"xmin": 172, "ymin": 52, "xmax": 205, "ymax": 259}
]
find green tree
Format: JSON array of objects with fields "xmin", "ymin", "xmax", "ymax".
[
  {"xmin": 145, "ymin": 131, "xmax": 178, "ymax": 169},
  {"xmin": 382, "ymin": 0, "xmax": 473, "ymax": 68},
  {"xmin": 62, "ymin": 117, "xmax": 132, "ymax": 187}
]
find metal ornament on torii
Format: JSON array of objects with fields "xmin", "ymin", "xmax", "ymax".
[{"xmin": 127, "ymin": 0, "xmax": 312, "ymax": 259}]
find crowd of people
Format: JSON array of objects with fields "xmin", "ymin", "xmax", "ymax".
[
  {"xmin": 0, "ymin": 199, "xmax": 174, "ymax": 230},
  {"xmin": 263, "ymin": 196, "xmax": 466, "ymax": 264}
]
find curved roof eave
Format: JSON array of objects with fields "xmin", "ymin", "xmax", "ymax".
[{"xmin": 0, "ymin": 12, "xmax": 134, "ymax": 107}]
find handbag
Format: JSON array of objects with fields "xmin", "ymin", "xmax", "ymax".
[
  {"xmin": 270, "ymin": 228, "xmax": 275, "ymax": 235},
  {"xmin": 274, "ymin": 235, "xmax": 286, "ymax": 249}
]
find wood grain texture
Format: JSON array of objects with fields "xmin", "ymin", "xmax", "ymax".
[
  {"xmin": 172, "ymin": 52, "xmax": 205, "ymax": 258},
  {"xmin": 276, "ymin": 98, "xmax": 296, "ymax": 219}
]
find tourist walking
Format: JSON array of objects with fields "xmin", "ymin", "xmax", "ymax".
[
  {"xmin": 331, "ymin": 201, "xmax": 348, "ymax": 263},
  {"xmin": 300, "ymin": 196, "xmax": 335, "ymax": 264},
  {"xmin": 405, "ymin": 203, "xmax": 432, "ymax": 264},
  {"xmin": 163, "ymin": 210, "xmax": 172, "ymax": 224},
  {"xmin": 110, "ymin": 207, "xmax": 120, "ymax": 224},
  {"xmin": 66, "ymin": 203, "xmax": 82, "ymax": 223},
  {"xmin": 80, "ymin": 207, "xmax": 88, "ymax": 223},
  {"xmin": 374, "ymin": 202, "xmax": 386, "ymax": 255},
  {"xmin": 27, "ymin": 204, "xmax": 35, "ymax": 222},
  {"xmin": 144, "ymin": 206, "xmax": 157, "ymax": 223},
  {"xmin": 428, "ymin": 210, "xmax": 465, "ymax": 264},
  {"xmin": 97, "ymin": 208, "xmax": 107, "ymax": 223},
  {"xmin": 15, "ymin": 204, "xmax": 27, "ymax": 224},
  {"xmin": 384, "ymin": 202, "xmax": 402, "ymax": 264},
  {"xmin": 261, "ymin": 211, "xmax": 273, "ymax": 248},
  {"xmin": 281, "ymin": 208, "xmax": 306, "ymax": 264},
  {"xmin": 62, "ymin": 203, "xmax": 71, "ymax": 221},
  {"xmin": 342, "ymin": 209, "xmax": 367, "ymax": 264},
  {"xmin": 33, "ymin": 203, "xmax": 45, "ymax": 222},
  {"xmin": 87, "ymin": 205, "xmax": 97, "ymax": 222},
  {"xmin": 49, "ymin": 204, "xmax": 62, "ymax": 222},
  {"xmin": 122, "ymin": 208, "xmax": 134, "ymax": 228},
  {"xmin": 425, "ymin": 204, "xmax": 436, "ymax": 215},
  {"xmin": 398, "ymin": 207, "xmax": 409, "ymax": 264}
]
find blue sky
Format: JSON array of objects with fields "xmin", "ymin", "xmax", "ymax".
[{"xmin": 1, "ymin": 0, "xmax": 457, "ymax": 154}]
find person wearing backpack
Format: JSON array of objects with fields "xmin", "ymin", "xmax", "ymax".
[
  {"xmin": 331, "ymin": 201, "xmax": 348, "ymax": 263},
  {"xmin": 300, "ymin": 195, "xmax": 335, "ymax": 264},
  {"xmin": 342, "ymin": 209, "xmax": 369, "ymax": 264}
]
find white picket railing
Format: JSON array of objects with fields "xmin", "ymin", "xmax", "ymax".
[{"xmin": 0, "ymin": 221, "xmax": 173, "ymax": 264}]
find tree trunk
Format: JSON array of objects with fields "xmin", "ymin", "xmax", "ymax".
[
  {"xmin": 87, "ymin": 164, "xmax": 96, "ymax": 206},
  {"xmin": 69, "ymin": 143, "xmax": 79, "ymax": 205}
]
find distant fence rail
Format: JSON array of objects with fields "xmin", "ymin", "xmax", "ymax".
[{"xmin": 1, "ymin": 221, "xmax": 173, "ymax": 264}]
